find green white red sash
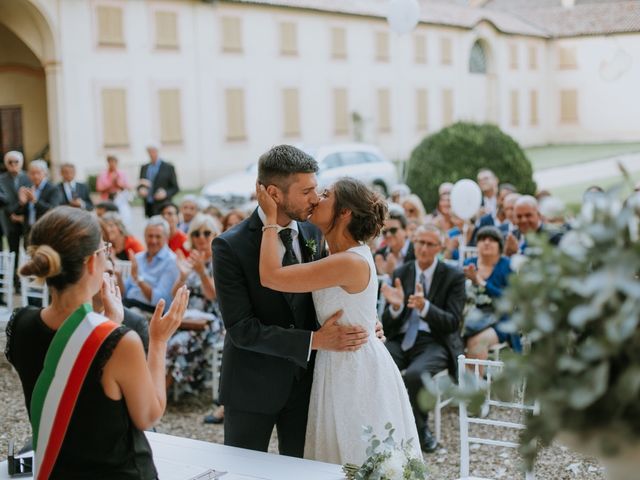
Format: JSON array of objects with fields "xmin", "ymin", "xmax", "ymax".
[{"xmin": 30, "ymin": 303, "xmax": 119, "ymax": 479}]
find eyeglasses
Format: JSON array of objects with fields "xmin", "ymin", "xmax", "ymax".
[
  {"xmin": 382, "ymin": 227, "xmax": 400, "ymax": 236},
  {"xmin": 414, "ymin": 240, "xmax": 440, "ymax": 248},
  {"xmin": 191, "ymin": 230, "xmax": 213, "ymax": 238},
  {"xmin": 7, "ymin": 160, "xmax": 19, "ymax": 165},
  {"xmin": 95, "ymin": 241, "xmax": 112, "ymax": 257}
]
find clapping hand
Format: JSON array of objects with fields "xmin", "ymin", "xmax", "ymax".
[
  {"xmin": 175, "ymin": 250, "xmax": 193, "ymax": 280},
  {"xmin": 407, "ymin": 282, "xmax": 425, "ymax": 311},
  {"xmin": 149, "ymin": 286, "xmax": 190, "ymax": 343},
  {"xmin": 463, "ymin": 263, "xmax": 481, "ymax": 285},
  {"xmin": 127, "ymin": 249, "xmax": 139, "ymax": 279},
  {"xmin": 380, "ymin": 278, "xmax": 404, "ymax": 309},
  {"xmin": 18, "ymin": 187, "xmax": 29, "ymax": 205},
  {"xmin": 101, "ymin": 272, "xmax": 124, "ymax": 324},
  {"xmin": 504, "ymin": 233, "xmax": 519, "ymax": 256},
  {"xmin": 154, "ymin": 188, "xmax": 167, "ymax": 201},
  {"xmin": 256, "ymin": 183, "xmax": 278, "ymax": 220},
  {"xmin": 189, "ymin": 250, "xmax": 207, "ymax": 276}
]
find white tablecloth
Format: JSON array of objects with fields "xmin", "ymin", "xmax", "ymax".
[{"xmin": 0, "ymin": 432, "xmax": 345, "ymax": 480}]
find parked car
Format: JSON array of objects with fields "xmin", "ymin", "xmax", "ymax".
[{"xmin": 201, "ymin": 144, "xmax": 398, "ymax": 210}]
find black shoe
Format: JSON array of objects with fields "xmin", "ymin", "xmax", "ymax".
[
  {"xmin": 419, "ymin": 427, "xmax": 438, "ymax": 453},
  {"xmin": 203, "ymin": 414, "xmax": 224, "ymax": 424}
]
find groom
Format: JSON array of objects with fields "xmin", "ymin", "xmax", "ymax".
[{"xmin": 212, "ymin": 145, "xmax": 369, "ymax": 457}]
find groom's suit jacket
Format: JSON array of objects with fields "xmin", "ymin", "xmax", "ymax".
[
  {"xmin": 212, "ymin": 209, "xmax": 325, "ymax": 415},
  {"xmin": 382, "ymin": 260, "xmax": 465, "ymax": 376}
]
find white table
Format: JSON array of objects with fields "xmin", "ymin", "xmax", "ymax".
[{"xmin": 1, "ymin": 432, "xmax": 345, "ymax": 480}]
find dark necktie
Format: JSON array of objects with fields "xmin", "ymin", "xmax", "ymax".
[
  {"xmin": 401, "ymin": 272, "xmax": 427, "ymax": 351},
  {"xmin": 279, "ymin": 228, "xmax": 299, "ymax": 266}
]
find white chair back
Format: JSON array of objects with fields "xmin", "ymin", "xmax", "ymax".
[
  {"xmin": 0, "ymin": 251, "xmax": 15, "ymax": 311},
  {"xmin": 18, "ymin": 253, "xmax": 49, "ymax": 308},
  {"xmin": 457, "ymin": 354, "xmax": 537, "ymax": 480},
  {"xmin": 211, "ymin": 339, "xmax": 225, "ymax": 403}
]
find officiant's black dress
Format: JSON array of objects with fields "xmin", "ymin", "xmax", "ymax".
[{"xmin": 5, "ymin": 307, "xmax": 157, "ymax": 479}]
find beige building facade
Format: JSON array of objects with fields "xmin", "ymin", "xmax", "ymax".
[{"xmin": 0, "ymin": 0, "xmax": 639, "ymax": 187}]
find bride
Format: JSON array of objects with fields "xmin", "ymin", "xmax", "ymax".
[{"xmin": 257, "ymin": 177, "xmax": 421, "ymax": 465}]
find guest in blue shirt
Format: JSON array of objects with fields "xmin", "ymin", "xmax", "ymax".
[
  {"xmin": 463, "ymin": 226, "xmax": 520, "ymax": 359},
  {"xmin": 124, "ymin": 216, "xmax": 179, "ymax": 313}
]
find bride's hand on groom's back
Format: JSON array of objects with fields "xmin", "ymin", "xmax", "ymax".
[{"xmin": 312, "ymin": 310, "xmax": 369, "ymax": 352}]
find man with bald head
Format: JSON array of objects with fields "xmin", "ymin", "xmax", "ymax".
[
  {"xmin": 0, "ymin": 151, "xmax": 32, "ymax": 280},
  {"xmin": 504, "ymin": 195, "xmax": 564, "ymax": 256}
]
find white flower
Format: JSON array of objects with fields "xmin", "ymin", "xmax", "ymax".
[{"xmin": 380, "ymin": 450, "xmax": 406, "ymax": 479}]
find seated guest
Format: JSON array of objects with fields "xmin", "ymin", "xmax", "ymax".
[
  {"xmin": 124, "ymin": 216, "xmax": 180, "ymax": 313},
  {"xmin": 102, "ymin": 212, "xmax": 145, "ymax": 260},
  {"xmin": 477, "ymin": 169, "xmax": 499, "ymax": 217},
  {"xmin": 381, "ymin": 225, "xmax": 465, "ymax": 452},
  {"xmin": 504, "ymin": 195, "xmax": 565, "ymax": 256},
  {"xmin": 402, "ymin": 194, "xmax": 427, "ymax": 224},
  {"xmin": 221, "ymin": 209, "xmax": 246, "ymax": 232},
  {"xmin": 167, "ymin": 214, "xmax": 223, "ymax": 398},
  {"xmin": 95, "ymin": 201, "xmax": 119, "ymax": 218},
  {"xmin": 463, "ymin": 226, "xmax": 519, "ymax": 359},
  {"xmin": 17, "ymin": 160, "xmax": 62, "ymax": 244},
  {"xmin": 161, "ymin": 202, "xmax": 189, "ymax": 256},
  {"xmin": 57, "ymin": 163, "xmax": 94, "ymax": 211},
  {"xmin": 470, "ymin": 184, "xmax": 518, "ymax": 245},
  {"xmin": 374, "ymin": 211, "xmax": 415, "ymax": 276},
  {"xmin": 5, "ymin": 206, "xmax": 189, "ymax": 479},
  {"xmin": 432, "ymin": 192, "xmax": 455, "ymax": 232},
  {"xmin": 178, "ymin": 195, "xmax": 200, "ymax": 233}
]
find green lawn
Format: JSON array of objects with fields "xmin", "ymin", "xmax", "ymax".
[
  {"xmin": 526, "ymin": 142, "xmax": 640, "ymax": 171},
  {"xmin": 550, "ymin": 171, "xmax": 640, "ymax": 207}
]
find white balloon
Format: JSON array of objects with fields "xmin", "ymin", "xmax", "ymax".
[
  {"xmin": 450, "ymin": 179, "xmax": 482, "ymax": 220},
  {"xmin": 387, "ymin": 0, "xmax": 421, "ymax": 35}
]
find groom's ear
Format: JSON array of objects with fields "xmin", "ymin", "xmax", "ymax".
[{"xmin": 266, "ymin": 184, "xmax": 282, "ymax": 203}]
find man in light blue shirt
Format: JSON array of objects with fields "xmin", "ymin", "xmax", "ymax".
[{"xmin": 124, "ymin": 216, "xmax": 179, "ymax": 313}]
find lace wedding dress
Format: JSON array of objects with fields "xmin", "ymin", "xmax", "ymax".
[{"xmin": 305, "ymin": 245, "xmax": 422, "ymax": 465}]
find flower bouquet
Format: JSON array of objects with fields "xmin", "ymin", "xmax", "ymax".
[{"xmin": 342, "ymin": 423, "xmax": 427, "ymax": 480}]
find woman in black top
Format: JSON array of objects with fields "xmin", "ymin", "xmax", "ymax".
[{"xmin": 4, "ymin": 206, "xmax": 189, "ymax": 479}]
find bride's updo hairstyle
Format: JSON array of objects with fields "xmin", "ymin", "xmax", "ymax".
[
  {"xmin": 329, "ymin": 177, "xmax": 388, "ymax": 242},
  {"xmin": 20, "ymin": 206, "xmax": 101, "ymax": 291}
]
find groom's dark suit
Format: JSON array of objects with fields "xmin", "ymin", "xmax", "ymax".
[
  {"xmin": 382, "ymin": 260, "xmax": 465, "ymax": 439},
  {"xmin": 212, "ymin": 209, "xmax": 325, "ymax": 457}
]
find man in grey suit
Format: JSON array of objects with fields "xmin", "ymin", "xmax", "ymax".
[{"xmin": 0, "ymin": 151, "xmax": 32, "ymax": 282}]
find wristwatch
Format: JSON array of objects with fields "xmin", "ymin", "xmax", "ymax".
[{"xmin": 137, "ymin": 275, "xmax": 145, "ymax": 284}]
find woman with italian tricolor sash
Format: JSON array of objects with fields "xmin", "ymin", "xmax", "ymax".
[{"xmin": 5, "ymin": 206, "xmax": 189, "ymax": 479}]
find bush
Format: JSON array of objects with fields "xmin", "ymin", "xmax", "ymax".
[
  {"xmin": 87, "ymin": 174, "xmax": 97, "ymax": 193},
  {"xmin": 406, "ymin": 122, "xmax": 537, "ymax": 211}
]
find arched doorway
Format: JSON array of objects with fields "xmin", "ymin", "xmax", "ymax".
[
  {"xmin": 0, "ymin": 0, "xmax": 59, "ymax": 168},
  {"xmin": 467, "ymin": 38, "xmax": 498, "ymax": 124}
]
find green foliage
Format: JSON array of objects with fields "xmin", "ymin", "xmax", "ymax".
[
  {"xmin": 494, "ymin": 188, "xmax": 640, "ymax": 466},
  {"xmin": 87, "ymin": 174, "xmax": 97, "ymax": 193},
  {"xmin": 406, "ymin": 122, "xmax": 536, "ymax": 211}
]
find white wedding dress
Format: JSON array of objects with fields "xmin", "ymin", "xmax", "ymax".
[{"xmin": 304, "ymin": 245, "xmax": 422, "ymax": 465}]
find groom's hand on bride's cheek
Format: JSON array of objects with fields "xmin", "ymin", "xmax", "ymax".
[{"xmin": 312, "ymin": 310, "xmax": 369, "ymax": 352}]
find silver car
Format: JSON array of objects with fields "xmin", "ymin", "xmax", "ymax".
[{"xmin": 201, "ymin": 143, "xmax": 398, "ymax": 210}]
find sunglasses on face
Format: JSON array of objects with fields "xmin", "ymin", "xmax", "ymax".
[
  {"xmin": 382, "ymin": 227, "xmax": 399, "ymax": 236},
  {"xmin": 191, "ymin": 230, "xmax": 213, "ymax": 238}
]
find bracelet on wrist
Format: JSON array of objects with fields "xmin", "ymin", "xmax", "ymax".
[{"xmin": 262, "ymin": 224, "xmax": 280, "ymax": 232}]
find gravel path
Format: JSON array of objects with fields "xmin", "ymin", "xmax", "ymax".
[{"xmin": 0, "ymin": 329, "xmax": 606, "ymax": 480}]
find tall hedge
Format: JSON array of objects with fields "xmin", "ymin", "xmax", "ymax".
[{"xmin": 406, "ymin": 122, "xmax": 536, "ymax": 211}]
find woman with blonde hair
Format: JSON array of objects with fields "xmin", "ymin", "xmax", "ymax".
[
  {"xmin": 402, "ymin": 193, "xmax": 427, "ymax": 223},
  {"xmin": 5, "ymin": 206, "xmax": 188, "ymax": 479}
]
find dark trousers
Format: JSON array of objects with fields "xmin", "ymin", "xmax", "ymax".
[
  {"xmin": 387, "ymin": 332, "xmax": 449, "ymax": 434},
  {"xmin": 224, "ymin": 368, "xmax": 313, "ymax": 457},
  {"xmin": 7, "ymin": 226, "xmax": 22, "ymax": 285}
]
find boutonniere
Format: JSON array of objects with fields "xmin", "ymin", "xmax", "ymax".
[{"xmin": 305, "ymin": 239, "xmax": 317, "ymax": 256}]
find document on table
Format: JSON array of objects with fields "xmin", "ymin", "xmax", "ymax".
[{"xmin": 154, "ymin": 457, "xmax": 226, "ymax": 480}]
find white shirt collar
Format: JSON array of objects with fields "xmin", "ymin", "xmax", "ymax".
[
  {"xmin": 415, "ymin": 258, "xmax": 438, "ymax": 279},
  {"xmin": 257, "ymin": 207, "xmax": 299, "ymax": 236}
]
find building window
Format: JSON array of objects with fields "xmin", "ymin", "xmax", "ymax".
[
  {"xmin": 282, "ymin": 88, "xmax": 300, "ymax": 137},
  {"xmin": 416, "ymin": 89, "xmax": 428, "ymax": 131},
  {"xmin": 509, "ymin": 43, "xmax": 518, "ymax": 70},
  {"xmin": 221, "ymin": 17, "xmax": 242, "ymax": 53},
  {"xmin": 414, "ymin": 34, "xmax": 427, "ymax": 64},
  {"xmin": 558, "ymin": 46, "xmax": 578, "ymax": 69},
  {"xmin": 510, "ymin": 90, "xmax": 520, "ymax": 127},
  {"xmin": 440, "ymin": 37, "xmax": 452, "ymax": 65},
  {"xmin": 155, "ymin": 11, "xmax": 179, "ymax": 50},
  {"xmin": 225, "ymin": 88, "xmax": 246, "ymax": 141},
  {"xmin": 377, "ymin": 89, "xmax": 391, "ymax": 133},
  {"xmin": 530, "ymin": 90, "xmax": 539, "ymax": 126},
  {"xmin": 331, "ymin": 27, "xmax": 347, "ymax": 59},
  {"xmin": 96, "ymin": 5, "xmax": 125, "ymax": 47},
  {"xmin": 442, "ymin": 89, "xmax": 453, "ymax": 126},
  {"xmin": 560, "ymin": 89, "xmax": 578, "ymax": 123},
  {"xmin": 333, "ymin": 88, "xmax": 349, "ymax": 135},
  {"xmin": 375, "ymin": 31, "xmax": 389, "ymax": 62},
  {"xmin": 158, "ymin": 89, "xmax": 183, "ymax": 144},
  {"xmin": 101, "ymin": 88, "xmax": 129, "ymax": 147},
  {"xmin": 280, "ymin": 22, "xmax": 298, "ymax": 56},
  {"xmin": 469, "ymin": 40, "xmax": 487, "ymax": 74},
  {"xmin": 528, "ymin": 45, "xmax": 538, "ymax": 70}
]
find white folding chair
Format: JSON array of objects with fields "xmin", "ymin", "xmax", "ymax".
[
  {"xmin": 20, "ymin": 276, "xmax": 49, "ymax": 307},
  {"xmin": 457, "ymin": 354, "xmax": 538, "ymax": 480},
  {"xmin": 433, "ymin": 368, "xmax": 453, "ymax": 443},
  {"xmin": 114, "ymin": 260, "xmax": 132, "ymax": 283},
  {"xmin": 461, "ymin": 246, "xmax": 478, "ymax": 261},
  {"xmin": 0, "ymin": 251, "xmax": 15, "ymax": 312},
  {"xmin": 211, "ymin": 338, "xmax": 225, "ymax": 403}
]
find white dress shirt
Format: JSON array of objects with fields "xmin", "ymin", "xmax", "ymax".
[{"xmin": 390, "ymin": 259, "xmax": 439, "ymax": 333}]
